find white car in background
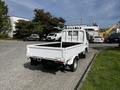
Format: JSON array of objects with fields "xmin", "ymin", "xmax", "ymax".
[
  {"xmin": 46, "ymin": 32, "xmax": 62, "ymax": 41},
  {"xmin": 93, "ymin": 36, "xmax": 104, "ymax": 43}
]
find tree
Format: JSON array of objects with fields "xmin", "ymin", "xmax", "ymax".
[
  {"xmin": 14, "ymin": 20, "xmax": 34, "ymax": 39},
  {"xmin": 33, "ymin": 9, "xmax": 51, "ymax": 25},
  {"xmin": 0, "ymin": 0, "xmax": 11, "ymax": 35},
  {"xmin": 14, "ymin": 20, "xmax": 43, "ymax": 39},
  {"xmin": 33, "ymin": 9, "xmax": 65, "ymax": 34},
  {"xmin": 14, "ymin": 8, "xmax": 65, "ymax": 39},
  {"xmin": 58, "ymin": 17, "xmax": 66, "ymax": 27}
]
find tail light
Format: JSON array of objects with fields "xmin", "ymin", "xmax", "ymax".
[{"xmin": 56, "ymin": 61, "xmax": 64, "ymax": 64}]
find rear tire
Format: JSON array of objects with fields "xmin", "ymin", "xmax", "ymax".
[
  {"xmin": 70, "ymin": 57, "xmax": 78, "ymax": 72},
  {"xmin": 30, "ymin": 58, "xmax": 38, "ymax": 66}
]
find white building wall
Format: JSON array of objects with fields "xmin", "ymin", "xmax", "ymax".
[
  {"xmin": 65, "ymin": 25, "xmax": 100, "ymax": 36},
  {"xmin": 81, "ymin": 26, "xmax": 99, "ymax": 31}
]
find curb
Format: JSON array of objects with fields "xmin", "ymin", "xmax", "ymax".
[{"xmin": 74, "ymin": 52, "xmax": 98, "ymax": 90}]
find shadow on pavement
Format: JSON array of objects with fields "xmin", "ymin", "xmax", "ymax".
[{"xmin": 24, "ymin": 62, "xmax": 68, "ymax": 74}]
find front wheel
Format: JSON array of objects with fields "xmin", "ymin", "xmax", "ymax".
[
  {"xmin": 70, "ymin": 58, "xmax": 78, "ymax": 72},
  {"xmin": 82, "ymin": 51, "xmax": 86, "ymax": 58},
  {"xmin": 82, "ymin": 48, "xmax": 88, "ymax": 58}
]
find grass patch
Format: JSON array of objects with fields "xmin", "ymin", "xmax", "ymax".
[
  {"xmin": 0, "ymin": 34, "xmax": 15, "ymax": 40},
  {"xmin": 0, "ymin": 34, "xmax": 9, "ymax": 39},
  {"xmin": 80, "ymin": 47, "xmax": 120, "ymax": 90}
]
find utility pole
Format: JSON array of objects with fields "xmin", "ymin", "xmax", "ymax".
[
  {"xmin": 80, "ymin": 17, "xmax": 83, "ymax": 25},
  {"xmin": 92, "ymin": 16, "xmax": 98, "ymax": 26}
]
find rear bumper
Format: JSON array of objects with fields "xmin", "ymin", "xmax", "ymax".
[
  {"xmin": 46, "ymin": 37, "xmax": 55, "ymax": 40},
  {"xmin": 93, "ymin": 40, "xmax": 104, "ymax": 43},
  {"xmin": 28, "ymin": 56, "xmax": 65, "ymax": 65}
]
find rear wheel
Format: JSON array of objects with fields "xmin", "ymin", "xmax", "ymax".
[
  {"xmin": 70, "ymin": 57, "xmax": 78, "ymax": 72},
  {"xmin": 30, "ymin": 58, "xmax": 38, "ymax": 66},
  {"xmin": 79, "ymin": 51, "xmax": 86, "ymax": 58}
]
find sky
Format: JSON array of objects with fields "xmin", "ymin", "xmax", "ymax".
[{"xmin": 5, "ymin": 0, "xmax": 120, "ymax": 27}]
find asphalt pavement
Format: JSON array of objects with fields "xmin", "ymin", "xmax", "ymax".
[{"xmin": 0, "ymin": 40, "xmax": 118, "ymax": 90}]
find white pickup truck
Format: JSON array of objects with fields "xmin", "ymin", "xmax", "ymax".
[{"xmin": 26, "ymin": 27, "xmax": 89, "ymax": 71}]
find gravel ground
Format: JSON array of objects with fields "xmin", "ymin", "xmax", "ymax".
[{"xmin": 0, "ymin": 40, "xmax": 98, "ymax": 90}]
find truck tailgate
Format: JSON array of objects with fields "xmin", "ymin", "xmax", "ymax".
[{"xmin": 27, "ymin": 45, "xmax": 64, "ymax": 61}]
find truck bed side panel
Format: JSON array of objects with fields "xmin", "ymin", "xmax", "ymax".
[{"xmin": 65, "ymin": 44, "xmax": 85, "ymax": 61}]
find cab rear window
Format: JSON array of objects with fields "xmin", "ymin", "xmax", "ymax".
[{"xmin": 68, "ymin": 31, "xmax": 78, "ymax": 36}]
